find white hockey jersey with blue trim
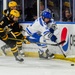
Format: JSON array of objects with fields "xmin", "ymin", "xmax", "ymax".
[{"xmin": 26, "ymin": 17, "xmax": 50, "ymax": 36}]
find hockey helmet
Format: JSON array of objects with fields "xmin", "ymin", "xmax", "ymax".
[
  {"xmin": 42, "ymin": 11, "xmax": 52, "ymax": 19},
  {"xmin": 8, "ymin": 1, "xmax": 18, "ymax": 7},
  {"xmin": 10, "ymin": 10, "xmax": 20, "ymax": 17}
]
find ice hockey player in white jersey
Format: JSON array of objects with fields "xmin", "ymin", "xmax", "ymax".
[{"xmin": 25, "ymin": 11, "xmax": 57, "ymax": 59}]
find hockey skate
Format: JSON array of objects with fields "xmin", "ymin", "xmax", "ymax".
[
  {"xmin": 38, "ymin": 51, "xmax": 44, "ymax": 58},
  {"xmin": 15, "ymin": 55, "xmax": 24, "ymax": 62},
  {"xmin": 45, "ymin": 49, "xmax": 55, "ymax": 59},
  {"xmin": 38, "ymin": 49, "xmax": 55, "ymax": 59},
  {"xmin": 38, "ymin": 50, "xmax": 46, "ymax": 59},
  {"xmin": 1, "ymin": 45, "xmax": 8, "ymax": 55}
]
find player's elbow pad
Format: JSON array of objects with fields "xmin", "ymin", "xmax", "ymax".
[
  {"xmin": 50, "ymin": 35, "xmax": 57, "ymax": 42},
  {"xmin": 49, "ymin": 28, "xmax": 54, "ymax": 33}
]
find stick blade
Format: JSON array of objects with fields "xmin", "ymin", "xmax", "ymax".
[{"xmin": 63, "ymin": 54, "xmax": 66, "ymax": 57}]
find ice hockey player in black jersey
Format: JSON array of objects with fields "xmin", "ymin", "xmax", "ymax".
[
  {"xmin": 1, "ymin": 1, "xmax": 26, "ymax": 56},
  {"xmin": 0, "ymin": 9, "xmax": 24, "ymax": 62}
]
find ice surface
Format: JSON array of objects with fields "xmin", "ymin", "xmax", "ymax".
[{"xmin": 0, "ymin": 56, "xmax": 75, "ymax": 75}]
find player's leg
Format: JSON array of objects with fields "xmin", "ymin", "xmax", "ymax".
[
  {"xmin": 38, "ymin": 35, "xmax": 55, "ymax": 59},
  {"xmin": 5, "ymin": 39, "xmax": 24, "ymax": 62},
  {"xmin": 27, "ymin": 33, "xmax": 55, "ymax": 59},
  {"xmin": 16, "ymin": 34, "xmax": 25, "ymax": 56},
  {"xmin": 16, "ymin": 41, "xmax": 25, "ymax": 56},
  {"xmin": 5, "ymin": 33, "xmax": 24, "ymax": 62},
  {"xmin": 0, "ymin": 29, "xmax": 24, "ymax": 61},
  {"xmin": 38, "ymin": 44, "xmax": 55, "ymax": 59}
]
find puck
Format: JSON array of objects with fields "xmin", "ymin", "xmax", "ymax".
[{"xmin": 71, "ymin": 64, "xmax": 74, "ymax": 66}]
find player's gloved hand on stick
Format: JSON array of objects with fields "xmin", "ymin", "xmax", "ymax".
[
  {"xmin": 49, "ymin": 35, "xmax": 57, "ymax": 42},
  {"xmin": 49, "ymin": 28, "xmax": 54, "ymax": 33}
]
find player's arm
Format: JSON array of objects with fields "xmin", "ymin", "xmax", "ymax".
[
  {"xmin": 0, "ymin": 20, "xmax": 8, "ymax": 40},
  {"xmin": 42, "ymin": 26, "xmax": 57, "ymax": 42}
]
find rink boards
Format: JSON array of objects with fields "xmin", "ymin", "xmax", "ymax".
[{"xmin": 0, "ymin": 22, "xmax": 75, "ymax": 62}]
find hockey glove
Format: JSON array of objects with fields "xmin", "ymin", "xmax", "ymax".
[
  {"xmin": 49, "ymin": 28, "xmax": 54, "ymax": 33},
  {"xmin": 50, "ymin": 35, "xmax": 57, "ymax": 42},
  {"xmin": 23, "ymin": 36, "xmax": 30, "ymax": 44}
]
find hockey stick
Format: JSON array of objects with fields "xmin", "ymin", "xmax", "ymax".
[
  {"xmin": 58, "ymin": 45, "xmax": 66, "ymax": 57},
  {"xmin": 35, "ymin": 40, "xmax": 65, "ymax": 46},
  {"xmin": 8, "ymin": 37, "xmax": 65, "ymax": 46},
  {"xmin": 56, "ymin": 41, "xmax": 66, "ymax": 57},
  {"xmin": 50, "ymin": 40, "xmax": 65, "ymax": 46}
]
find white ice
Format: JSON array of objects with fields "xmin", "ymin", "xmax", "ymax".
[{"xmin": 0, "ymin": 56, "xmax": 75, "ymax": 75}]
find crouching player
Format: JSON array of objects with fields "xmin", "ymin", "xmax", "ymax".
[
  {"xmin": 0, "ymin": 10, "xmax": 24, "ymax": 62},
  {"xmin": 25, "ymin": 11, "xmax": 57, "ymax": 59}
]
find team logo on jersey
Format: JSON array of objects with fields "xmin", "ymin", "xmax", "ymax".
[{"xmin": 61, "ymin": 27, "xmax": 69, "ymax": 51}]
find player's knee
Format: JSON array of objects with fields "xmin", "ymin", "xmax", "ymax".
[
  {"xmin": 11, "ymin": 45, "xmax": 18, "ymax": 54},
  {"xmin": 16, "ymin": 41, "xmax": 22, "ymax": 46}
]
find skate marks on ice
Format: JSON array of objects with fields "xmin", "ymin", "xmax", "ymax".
[{"xmin": 0, "ymin": 56, "xmax": 75, "ymax": 69}]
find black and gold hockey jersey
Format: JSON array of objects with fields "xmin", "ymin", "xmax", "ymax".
[
  {"xmin": 0, "ymin": 16, "xmax": 14, "ymax": 40},
  {"xmin": 9, "ymin": 22, "xmax": 23, "ymax": 37}
]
